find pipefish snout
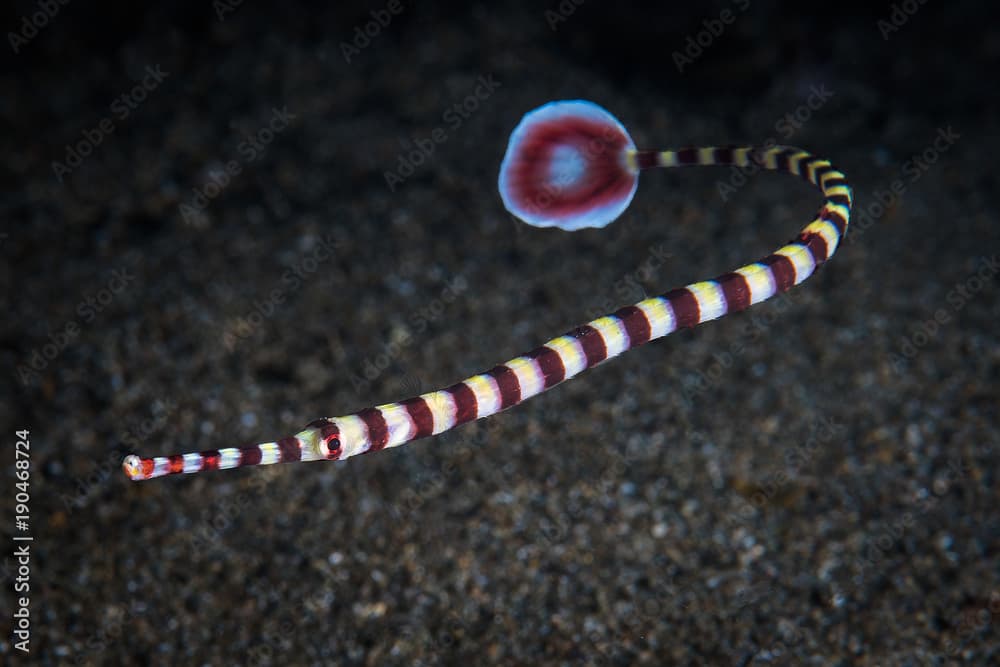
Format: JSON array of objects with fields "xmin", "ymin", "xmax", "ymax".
[{"xmin": 124, "ymin": 99, "xmax": 852, "ymax": 482}]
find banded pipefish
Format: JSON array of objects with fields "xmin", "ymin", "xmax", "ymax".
[{"xmin": 123, "ymin": 100, "xmax": 852, "ymax": 481}]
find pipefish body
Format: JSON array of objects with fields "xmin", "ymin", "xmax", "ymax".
[{"xmin": 123, "ymin": 99, "xmax": 852, "ymax": 481}]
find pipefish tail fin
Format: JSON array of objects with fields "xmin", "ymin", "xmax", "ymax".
[{"xmin": 498, "ymin": 100, "xmax": 639, "ymax": 230}]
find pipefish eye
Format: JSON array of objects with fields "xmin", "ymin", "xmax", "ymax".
[
  {"xmin": 323, "ymin": 437, "xmax": 341, "ymax": 459},
  {"xmin": 498, "ymin": 99, "xmax": 639, "ymax": 230}
]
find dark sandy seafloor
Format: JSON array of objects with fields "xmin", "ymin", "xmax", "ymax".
[{"xmin": 1, "ymin": 2, "xmax": 998, "ymax": 665}]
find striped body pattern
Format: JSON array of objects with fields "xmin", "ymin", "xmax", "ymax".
[{"xmin": 123, "ymin": 100, "xmax": 852, "ymax": 481}]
